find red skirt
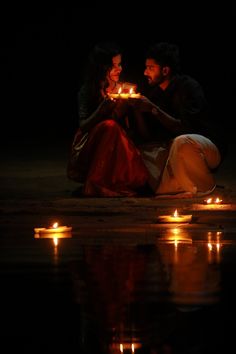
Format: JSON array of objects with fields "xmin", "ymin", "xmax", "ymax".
[{"xmin": 67, "ymin": 120, "xmax": 149, "ymax": 196}]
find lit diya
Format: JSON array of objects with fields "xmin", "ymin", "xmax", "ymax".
[
  {"xmin": 34, "ymin": 222, "xmax": 72, "ymax": 237},
  {"xmin": 192, "ymin": 197, "xmax": 231, "ymax": 210},
  {"xmin": 108, "ymin": 86, "xmax": 141, "ymax": 99},
  {"xmin": 157, "ymin": 209, "xmax": 192, "ymax": 223},
  {"xmin": 204, "ymin": 197, "xmax": 223, "ymax": 205}
]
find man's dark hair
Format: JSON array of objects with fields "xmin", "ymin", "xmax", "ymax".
[{"xmin": 146, "ymin": 42, "xmax": 181, "ymax": 74}]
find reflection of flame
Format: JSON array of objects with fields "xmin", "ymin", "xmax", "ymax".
[
  {"xmin": 53, "ymin": 237, "xmax": 58, "ymax": 247},
  {"xmin": 157, "ymin": 227, "xmax": 192, "ymax": 244},
  {"xmin": 131, "ymin": 343, "xmax": 135, "ymax": 353},
  {"xmin": 118, "ymin": 343, "xmax": 139, "ymax": 353},
  {"xmin": 207, "ymin": 231, "xmax": 222, "ymax": 264},
  {"xmin": 208, "ymin": 243, "xmax": 213, "ymax": 251}
]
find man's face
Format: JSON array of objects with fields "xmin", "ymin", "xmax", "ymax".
[{"xmin": 144, "ymin": 58, "xmax": 165, "ymax": 86}]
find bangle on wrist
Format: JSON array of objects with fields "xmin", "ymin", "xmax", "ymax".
[{"xmin": 151, "ymin": 107, "xmax": 159, "ymax": 115}]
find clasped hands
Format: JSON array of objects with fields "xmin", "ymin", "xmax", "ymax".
[{"xmin": 101, "ymin": 95, "xmax": 157, "ymax": 121}]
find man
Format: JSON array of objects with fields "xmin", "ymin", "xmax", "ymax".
[{"xmin": 132, "ymin": 42, "xmax": 226, "ymax": 197}]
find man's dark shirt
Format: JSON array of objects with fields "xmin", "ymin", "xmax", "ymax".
[{"xmin": 142, "ymin": 74, "xmax": 227, "ymax": 159}]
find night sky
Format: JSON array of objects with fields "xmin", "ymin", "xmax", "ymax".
[{"xmin": 0, "ymin": 3, "xmax": 234, "ymax": 145}]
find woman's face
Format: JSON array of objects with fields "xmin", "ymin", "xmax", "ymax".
[{"xmin": 107, "ymin": 54, "xmax": 122, "ymax": 84}]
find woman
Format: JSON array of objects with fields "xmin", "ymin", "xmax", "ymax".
[{"xmin": 67, "ymin": 41, "xmax": 149, "ymax": 197}]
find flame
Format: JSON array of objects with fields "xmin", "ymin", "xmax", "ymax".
[
  {"xmin": 118, "ymin": 87, "xmax": 122, "ymax": 94},
  {"xmin": 52, "ymin": 222, "xmax": 58, "ymax": 229},
  {"xmin": 120, "ymin": 343, "xmax": 123, "ymax": 353},
  {"xmin": 173, "ymin": 209, "xmax": 178, "ymax": 217},
  {"xmin": 205, "ymin": 197, "xmax": 223, "ymax": 204},
  {"xmin": 130, "ymin": 87, "xmax": 133, "ymax": 94}
]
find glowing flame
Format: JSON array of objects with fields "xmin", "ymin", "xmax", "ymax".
[
  {"xmin": 130, "ymin": 87, "xmax": 133, "ymax": 94},
  {"xmin": 173, "ymin": 209, "xmax": 178, "ymax": 217},
  {"xmin": 52, "ymin": 222, "xmax": 58, "ymax": 229},
  {"xmin": 205, "ymin": 197, "xmax": 223, "ymax": 204},
  {"xmin": 118, "ymin": 87, "xmax": 122, "ymax": 94},
  {"xmin": 120, "ymin": 343, "xmax": 123, "ymax": 353}
]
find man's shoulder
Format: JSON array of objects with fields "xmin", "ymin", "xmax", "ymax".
[
  {"xmin": 172, "ymin": 74, "xmax": 204, "ymax": 95},
  {"xmin": 175, "ymin": 74, "xmax": 201, "ymax": 87}
]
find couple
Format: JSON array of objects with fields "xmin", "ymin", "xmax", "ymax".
[{"xmin": 67, "ymin": 41, "xmax": 226, "ymax": 198}]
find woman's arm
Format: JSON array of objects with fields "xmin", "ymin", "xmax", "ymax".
[{"xmin": 79, "ymin": 98, "xmax": 115, "ymax": 133}]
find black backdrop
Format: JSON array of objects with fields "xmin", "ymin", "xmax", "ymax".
[{"xmin": 0, "ymin": 3, "xmax": 234, "ymax": 145}]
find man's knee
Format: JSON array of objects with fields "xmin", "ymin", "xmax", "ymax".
[{"xmin": 171, "ymin": 135, "xmax": 196, "ymax": 157}]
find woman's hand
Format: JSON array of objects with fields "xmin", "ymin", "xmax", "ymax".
[
  {"xmin": 98, "ymin": 97, "xmax": 116, "ymax": 116},
  {"xmin": 111, "ymin": 98, "xmax": 130, "ymax": 121}
]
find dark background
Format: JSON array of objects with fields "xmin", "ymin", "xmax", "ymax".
[{"xmin": 0, "ymin": 3, "xmax": 234, "ymax": 146}]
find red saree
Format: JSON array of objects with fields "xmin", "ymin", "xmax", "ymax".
[{"xmin": 67, "ymin": 120, "xmax": 149, "ymax": 197}]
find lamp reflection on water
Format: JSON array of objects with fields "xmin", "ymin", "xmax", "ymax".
[
  {"xmin": 157, "ymin": 227, "xmax": 192, "ymax": 264},
  {"xmin": 207, "ymin": 231, "xmax": 222, "ymax": 264},
  {"xmin": 156, "ymin": 229, "xmax": 222, "ymax": 306},
  {"xmin": 116, "ymin": 342, "xmax": 140, "ymax": 353}
]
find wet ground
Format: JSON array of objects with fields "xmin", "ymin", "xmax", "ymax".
[{"xmin": 1, "ymin": 138, "xmax": 236, "ymax": 353}]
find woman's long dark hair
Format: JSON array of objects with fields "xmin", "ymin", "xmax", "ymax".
[{"xmin": 83, "ymin": 41, "xmax": 122, "ymax": 103}]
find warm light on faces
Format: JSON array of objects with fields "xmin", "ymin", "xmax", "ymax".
[
  {"xmin": 108, "ymin": 54, "xmax": 122, "ymax": 83},
  {"xmin": 144, "ymin": 58, "xmax": 165, "ymax": 86}
]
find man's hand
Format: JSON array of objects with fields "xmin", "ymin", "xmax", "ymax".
[{"xmin": 128, "ymin": 95, "xmax": 155, "ymax": 114}]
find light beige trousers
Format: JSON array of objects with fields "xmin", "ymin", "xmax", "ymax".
[{"xmin": 155, "ymin": 134, "xmax": 221, "ymax": 195}]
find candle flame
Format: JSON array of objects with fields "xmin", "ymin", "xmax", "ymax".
[
  {"xmin": 131, "ymin": 343, "xmax": 135, "ymax": 353},
  {"xmin": 118, "ymin": 87, "xmax": 122, "ymax": 94},
  {"xmin": 205, "ymin": 197, "xmax": 223, "ymax": 204},
  {"xmin": 173, "ymin": 209, "xmax": 178, "ymax": 217},
  {"xmin": 52, "ymin": 222, "xmax": 58, "ymax": 229},
  {"xmin": 120, "ymin": 343, "xmax": 123, "ymax": 353},
  {"xmin": 130, "ymin": 87, "xmax": 133, "ymax": 94}
]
